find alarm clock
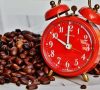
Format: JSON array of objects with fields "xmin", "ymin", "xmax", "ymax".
[{"xmin": 41, "ymin": 0, "xmax": 100, "ymax": 81}]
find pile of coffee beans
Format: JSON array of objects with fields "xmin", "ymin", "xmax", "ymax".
[
  {"xmin": 88, "ymin": 61, "xmax": 100, "ymax": 75},
  {"xmin": 0, "ymin": 29, "xmax": 55, "ymax": 90}
]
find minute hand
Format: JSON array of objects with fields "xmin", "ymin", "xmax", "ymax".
[{"xmin": 67, "ymin": 25, "xmax": 71, "ymax": 44}]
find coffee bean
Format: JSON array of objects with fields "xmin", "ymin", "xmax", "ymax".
[
  {"xmin": 80, "ymin": 85, "xmax": 87, "ymax": 89},
  {"xmin": 5, "ymin": 78, "xmax": 11, "ymax": 83},
  {"xmin": 89, "ymin": 61, "xmax": 100, "ymax": 75},
  {"xmin": 23, "ymin": 67, "xmax": 32, "ymax": 74},
  {"xmin": 29, "ymin": 48, "xmax": 36, "ymax": 56},
  {"xmin": 0, "ymin": 40, "xmax": 3, "ymax": 48},
  {"xmin": 39, "ymin": 77, "xmax": 50, "ymax": 85},
  {"xmin": 37, "ymin": 70, "xmax": 45, "ymax": 77},
  {"xmin": 0, "ymin": 60, "xmax": 6, "ymax": 65},
  {"xmin": 11, "ymin": 64, "xmax": 20, "ymax": 71},
  {"xmin": 0, "ymin": 52, "xmax": 9, "ymax": 60},
  {"xmin": 44, "ymin": 66, "xmax": 49, "ymax": 74},
  {"xmin": 15, "ymin": 57, "xmax": 23, "ymax": 65},
  {"xmin": 0, "ymin": 78, "xmax": 5, "ymax": 84},
  {"xmin": 3, "ymin": 68, "xmax": 11, "ymax": 74},
  {"xmin": 48, "ymin": 76, "xmax": 55, "ymax": 81},
  {"xmin": 23, "ymin": 43, "xmax": 30, "ymax": 50},
  {"xmin": 11, "ymin": 77, "xmax": 19, "ymax": 83},
  {"xmin": 93, "ymin": 75, "xmax": 99, "ymax": 78},
  {"xmin": 16, "ymin": 81, "xmax": 21, "ymax": 86},
  {"xmin": 16, "ymin": 40, "xmax": 24, "ymax": 49},
  {"xmin": 15, "ymin": 29, "xmax": 21, "ymax": 33},
  {"xmin": 10, "ymin": 47, "xmax": 17, "ymax": 56},
  {"xmin": 11, "ymin": 73, "xmax": 22, "ymax": 78},
  {"xmin": 23, "ymin": 34, "xmax": 34, "ymax": 41},
  {"xmin": 20, "ymin": 53, "xmax": 26, "ymax": 59},
  {"xmin": 0, "ymin": 65, "xmax": 4, "ymax": 70},
  {"xmin": 26, "ymin": 83, "xmax": 38, "ymax": 90},
  {"xmin": 0, "ymin": 30, "xmax": 55, "ymax": 90},
  {"xmin": 35, "ymin": 63, "xmax": 42, "ymax": 69},
  {"xmin": 20, "ymin": 77, "xmax": 28, "ymax": 85}
]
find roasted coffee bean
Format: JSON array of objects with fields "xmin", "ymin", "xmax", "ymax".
[
  {"xmin": 11, "ymin": 64, "xmax": 20, "ymax": 71},
  {"xmin": 26, "ymin": 64, "xmax": 33, "ymax": 69},
  {"xmin": 23, "ymin": 34, "xmax": 34, "ymax": 41},
  {"xmin": 0, "ymin": 30, "xmax": 55, "ymax": 90},
  {"xmin": 16, "ymin": 39, "xmax": 24, "ymax": 49},
  {"xmin": 15, "ymin": 29, "xmax": 21, "ymax": 33},
  {"xmin": 3, "ymin": 68, "xmax": 11, "ymax": 74},
  {"xmin": 20, "ymin": 77, "xmax": 28, "ymax": 85},
  {"xmin": 0, "ymin": 34, "xmax": 2, "ymax": 38},
  {"xmin": 10, "ymin": 47, "xmax": 17, "ymax": 56},
  {"xmin": 21, "ymin": 31, "xmax": 32, "ymax": 35},
  {"xmin": 37, "ymin": 70, "xmax": 45, "ymax": 77},
  {"xmin": 89, "ymin": 61, "xmax": 100, "ymax": 75},
  {"xmin": 26, "ymin": 83, "xmax": 38, "ymax": 90},
  {"xmin": 24, "ymin": 57, "xmax": 31, "ymax": 65},
  {"xmin": 48, "ymin": 76, "xmax": 55, "ymax": 81},
  {"xmin": 16, "ymin": 81, "xmax": 21, "ymax": 86},
  {"xmin": 0, "ymin": 78, "xmax": 5, "ymax": 84},
  {"xmin": 31, "ymin": 69, "xmax": 35, "ymax": 74},
  {"xmin": 5, "ymin": 78, "xmax": 11, "ymax": 83},
  {"xmin": 1, "ymin": 36, "xmax": 7, "ymax": 44},
  {"xmin": 23, "ymin": 68, "xmax": 32, "ymax": 74},
  {"xmin": 44, "ymin": 66, "xmax": 49, "ymax": 74},
  {"xmin": 23, "ymin": 43, "xmax": 30, "ymax": 50},
  {"xmin": 0, "ymin": 53, "xmax": 9, "ymax": 60},
  {"xmin": 15, "ymin": 57, "xmax": 23, "ymax": 65},
  {"xmin": 29, "ymin": 42, "xmax": 35, "ymax": 48},
  {"xmin": 93, "ymin": 75, "xmax": 99, "ymax": 78},
  {"xmin": 39, "ymin": 77, "xmax": 50, "ymax": 85},
  {"xmin": 10, "ymin": 32, "xmax": 16, "ymax": 38},
  {"xmin": 32, "ymin": 33, "xmax": 41, "ymax": 37},
  {"xmin": 20, "ymin": 53, "xmax": 26, "ymax": 59},
  {"xmin": 18, "ymin": 48, "xmax": 24, "ymax": 53},
  {"xmin": 34, "ymin": 79, "xmax": 40, "ymax": 85},
  {"xmin": 0, "ymin": 69, "xmax": 3, "ymax": 74},
  {"xmin": 11, "ymin": 77, "xmax": 19, "ymax": 83},
  {"xmin": 18, "ymin": 35, "xmax": 24, "ymax": 39},
  {"xmin": 1, "ymin": 45, "xmax": 8, "ymax": 51},
  {"xmin": 8, "ymin": 41, "xmax": 15, "ymax": 48},
  {"xmin": 35, "ymin": 63, "xmax": 42, "ymax": 69},
  {"xmin": 29, "ymin": 48, "xmax": 36, "ymax": 56},
  {"xmin": 11, "ymin": 73, "xmax": 22, "ymax": 78},
  {"xmin": 80, "ymin": 85, "xmax": 87, "ymax": 89},
  {"xmin": 18, "ymin": 72, "xmax": 27, "ymax": 75},
  {"xmin": 27, "ymin": 75, "xmax": 35, "ymax": 82},
  {"xmin": 23, "ymin": 51, "xmax": 28, "ymax": 55},
  {"xmin": 4, "ymin": 32, "xmax": 11, "ymax": 37},
  {"xmin": 9, "ymin": 56, "xmax": 16, "ymax": 61},
  {"xmin": 0, "ymin": 60, "xmax": 6, "ymax": 65},
  {"xmin": 0, "ymin": 40, "xmax": 3, "ymax": 48},
  {"xmin": 0, "ymin": 65, "xmax": 4, "ymax": 70}
]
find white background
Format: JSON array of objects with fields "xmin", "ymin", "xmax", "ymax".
[
  {"xmin": 0, "ymin": 0, "xmax": 100, "ymax": 34},
  {"xmin": 0, "ymin": 0, "xmax": 100, "ymax": 90}
]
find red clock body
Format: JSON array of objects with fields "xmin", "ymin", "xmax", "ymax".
[{"xmin": 41, "ymin": 16, "xmax": 99, "ymax": 76}]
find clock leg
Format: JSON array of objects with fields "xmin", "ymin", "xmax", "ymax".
[
  {"xmin": 81, "ymin": 73, "xmax": 89, "ymax": 82},
  {"xmin": 48, "ymin": 70, "xmax": 54, "ymax": 76}
]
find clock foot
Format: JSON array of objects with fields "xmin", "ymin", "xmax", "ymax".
[
  {"xmin": 48, "ymin": 70, "xmax": 54, "ymax": 76},
  {"xmin": 81, "ymin": 73, "xmax": 89, "ymax": 82}
]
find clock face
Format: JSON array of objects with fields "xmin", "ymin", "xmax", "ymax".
[{"xmin": 41, "ymin": 16, "xmax": 99, "ymax": 76}]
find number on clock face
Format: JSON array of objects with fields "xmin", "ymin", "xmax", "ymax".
[{"xmin": 43, "ymin": 20, "xmax": 93, "ymax": 73}]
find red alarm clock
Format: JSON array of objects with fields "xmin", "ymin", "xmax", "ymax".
[{"xmin": 41, "ymin": 0, "xmax": 100, "ymax": 81}]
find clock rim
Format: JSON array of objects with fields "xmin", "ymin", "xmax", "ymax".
[{"xmin": 41, "ymin": 16, "xmax": 99, "ymax": 76}]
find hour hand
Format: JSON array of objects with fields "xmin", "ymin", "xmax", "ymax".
[{"xmin": 55, "ymin": 37, "xmax": 66, "ymax": 46}]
